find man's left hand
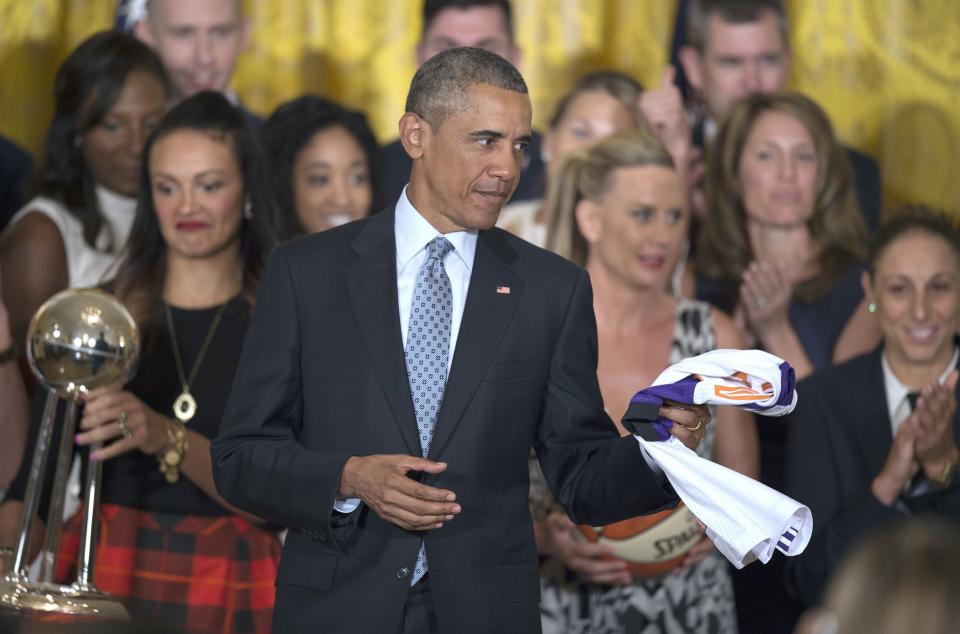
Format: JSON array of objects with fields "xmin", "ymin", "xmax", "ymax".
[{"xmin": 660, "ymin": 403, "xmax": 710, "ymax": 450}]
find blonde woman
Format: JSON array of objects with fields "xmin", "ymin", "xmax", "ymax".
[{"xmin": 535, "ymin": 128, "xmax": 757, "ymax": 633}]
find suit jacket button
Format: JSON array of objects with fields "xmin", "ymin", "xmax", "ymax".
[{"xmin": 396, "ymin": 567, "xmax": 410, "ymax": 580}]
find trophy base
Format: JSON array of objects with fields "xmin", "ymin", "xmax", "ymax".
[{"xmin": 0, "ymin": 577, "xmax": 128, "ymax": 621}]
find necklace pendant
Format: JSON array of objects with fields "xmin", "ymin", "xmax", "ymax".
[{"xmin": 174, "ymin": 391, "xmax": 197, "ymax": 423}]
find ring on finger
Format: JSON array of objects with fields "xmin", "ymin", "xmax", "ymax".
[
  {"xmin": 117, "ymin": 411, "xmax": 132, "ymax": 439},
  {"xmin": 676, "ymin": 418, "xmax": 703, "ymax": 433}
]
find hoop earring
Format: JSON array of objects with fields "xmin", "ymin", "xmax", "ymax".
[{"xmin": 243, "ymin": 198, "xmax": 253, "ymax": 220}]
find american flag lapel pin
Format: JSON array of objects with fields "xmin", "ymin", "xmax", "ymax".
[{"xmin": 496, "ymin": 285, "xmax": 511, "ymax": 295}]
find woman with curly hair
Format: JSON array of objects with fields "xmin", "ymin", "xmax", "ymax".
[{"xmin": 259, "ymin": 94, "xmax": 382, "ymax": 239}]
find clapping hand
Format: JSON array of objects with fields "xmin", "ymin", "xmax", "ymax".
[
  {"xmin": 872, "ymin": 419, "xmax": 919, "ymax": 505},
  {"xmin": 740, "ymin": 261, "xmax": 793, "ymax": 338},
  {"xmin": 911, "ymin": 371, "xmax": 959, "ymax": 481}
]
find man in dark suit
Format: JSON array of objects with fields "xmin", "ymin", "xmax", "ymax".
[
  {"xmin": 212, "ymin": 47, "xmax": 707, "ymax": 633},
  {"xmin": 676, "ymin": 0, "xmax": 881, "ymax": 232},
  {"xmin": 381, "ymin": 0, "xmax": 545, "ymax": 206}
]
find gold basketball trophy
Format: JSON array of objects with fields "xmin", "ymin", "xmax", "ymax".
[{"xmin": 0, "ymin": 289, "xmax": 139, "ymax": 621}]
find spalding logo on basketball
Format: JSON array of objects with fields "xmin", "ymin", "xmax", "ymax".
[{"xmin": 577, "ymin": 503, "xmax": 701, "ymax": 577}]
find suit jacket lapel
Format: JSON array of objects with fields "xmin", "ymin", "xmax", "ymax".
[
  {"xmin": 429, "ymin": 229, "xmax": 522, "ymax": 459},
  {"xmin": 346, "ymin": 208, "xmax": 420, "ymax": 454}
]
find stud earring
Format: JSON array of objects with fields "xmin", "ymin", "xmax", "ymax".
[
  {"xmin": 868, "ymin": 303, "xmax": 877, "ymax": 313},
  {"xmin": 243, "ymin": 198, "xmax": 253, "ymax": 220}
]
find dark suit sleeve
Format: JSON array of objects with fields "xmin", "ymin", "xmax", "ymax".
[
  {"xmin": 533, "ymin": 270, "xmax": 677, "ymax": 526},
  {"xmin": 211, "ymin": 248, "xmax": 352, "ymax": 545},
  {"xmin": 784, "ymin": 383, "xmax": 905, "ymax": 606}
]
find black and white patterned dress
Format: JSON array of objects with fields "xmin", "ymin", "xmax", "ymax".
[{"xmin": 531, "ymin": 298, "xmax": 738, "ymax": 634}]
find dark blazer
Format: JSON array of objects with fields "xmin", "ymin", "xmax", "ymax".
[
  {"xmin": 381, "ymin": 132, "xmax": 546, "ymax": 206},
  {"xmin": 212, "ymin": 207, "xmax": 676, "ymax": 633},
  {"xmin": 784, "ymin": 347, "xmax": 960, "ymax": 606}
]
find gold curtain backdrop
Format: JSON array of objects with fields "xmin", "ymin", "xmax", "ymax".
[{"xmin": 0, "ymin": 0, "xmax": 957, "ymax": 214}]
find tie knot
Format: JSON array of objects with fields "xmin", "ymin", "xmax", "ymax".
[{"xmin": 426, "ymin": 236, "xmax": 454, "ymax": 262}]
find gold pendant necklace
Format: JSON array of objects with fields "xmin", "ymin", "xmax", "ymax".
[{"xmin": 164, "ymin": 301, "xmax": 229, "ymax": 423}]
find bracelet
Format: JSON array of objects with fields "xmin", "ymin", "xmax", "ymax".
[
  {"xmin": 0, "ymin": 342, "xmax": 15, "ymax": 364},
  {"xmin": 931, "ymin": 450, "xmax": 959, "ymax": 489},
  {"xmin": 156, "ymin": 418, "xmax": 188, "ymax": 484}
]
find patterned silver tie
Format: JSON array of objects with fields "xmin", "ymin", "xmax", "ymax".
[{"xmin": 405, "ymin": 236, "xmax": 454, "ymax": 585}]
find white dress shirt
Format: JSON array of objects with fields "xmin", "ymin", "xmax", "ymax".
[
  {"xmin": 395, "ymin": 187, "xmax": 478, "ymax": 366},
  {"xmin": 334, "ymin": 189, "xmax": 477, "ymax": 512}
]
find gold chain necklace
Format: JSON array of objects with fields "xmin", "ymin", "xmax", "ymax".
[{"xmin": 164, "ymin": 301, "xmax": 229, "ymax": 423}]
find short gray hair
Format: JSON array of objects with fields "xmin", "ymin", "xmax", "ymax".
[{"xmin": 405, "ymin": 46, "xmax": 527, "ymax": 128}]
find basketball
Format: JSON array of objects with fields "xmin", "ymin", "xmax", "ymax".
[{"xmin": 577, "ymin": 503, "xmax": 702, "ymax": 577}]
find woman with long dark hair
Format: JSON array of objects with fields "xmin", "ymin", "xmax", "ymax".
[
  {"xmin": 1, "ymin": 91, "xmax": 280, "ymax": 633},
  {"xmin": 0, "ymin": 29, "xmax": 171, "ymax": 514},
  {"xmin": 695, "ymin": 92, "xmax": 880, "ymax": 380},
  {"xmin": 260, "ymin": 94, "xmax": 382, "ymax": 240},
  {"xmin": 0, "ymin": 30, "xmax": 170, "ymax": 365}
]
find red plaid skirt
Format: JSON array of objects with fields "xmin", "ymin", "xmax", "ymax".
[{"xmin": 55, "ymin": 503, "xmax": 281, "ymax": 633}]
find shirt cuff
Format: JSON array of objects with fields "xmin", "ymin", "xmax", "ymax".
[{"xmin": 334, "ymin": 497, "xmax": 362, "ymax": 514}]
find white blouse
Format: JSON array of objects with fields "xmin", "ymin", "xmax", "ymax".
[{"xmin": 10, "ymin": 186, "xmax": 136, "ymax": 288}]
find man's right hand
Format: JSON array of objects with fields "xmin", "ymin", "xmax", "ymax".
[{"xmin": 339, "ymin": 455, "xmax": 460, "ymax": 531}]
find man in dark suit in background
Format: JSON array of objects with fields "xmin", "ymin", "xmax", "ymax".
[
  {"xmin": 380, "ymin": 0, "xmax": 546, "ymax": 206},
  {"xmin": 677, "ymin": 0, "xmax": 882, "ymax": 232},
  {"xmin": 212, "ymin": 47, "xmax": 707, "ymax": 633}
]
